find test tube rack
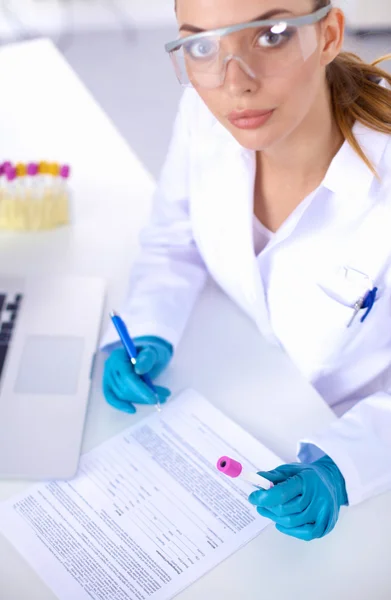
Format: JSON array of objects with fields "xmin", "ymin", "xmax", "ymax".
[{"xmin": 0, "ymin": 161, "xmax": 71, "ymax": 232}]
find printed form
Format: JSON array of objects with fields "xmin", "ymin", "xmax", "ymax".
[{"xmin": 0, "ymin": 390, "xmax": 281, "ymax": 600}]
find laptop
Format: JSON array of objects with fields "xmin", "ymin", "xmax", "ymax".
[{"xmin": 0, "ymin": 275, "xmax": 105, "ymax": 480}]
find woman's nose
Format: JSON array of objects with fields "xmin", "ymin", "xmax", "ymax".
[{"xmin": 223, "ymin": 56, "xmax": 260, "ymax": 96}]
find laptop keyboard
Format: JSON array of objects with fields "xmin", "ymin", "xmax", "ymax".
[{"xmin": 0, "ymin": 293, "xmax": 23, "ymax": 382}]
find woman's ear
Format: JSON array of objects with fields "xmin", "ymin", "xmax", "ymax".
[{"xmin": 320, "ymin": 8, "xmax": 345, "ymax": 67}]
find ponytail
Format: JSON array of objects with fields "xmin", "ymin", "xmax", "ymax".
[
  {"xmin": 326, "ymin": 51, "xmax": 391, "ymax": 176},
  {"xmin": 315, "ymin": 0, "xmax": 391, "ymax": 174}
]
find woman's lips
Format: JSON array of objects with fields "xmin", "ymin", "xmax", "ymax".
[{"xmin": 227, "ymin": 109, "xmax": 275, "ymax": 130}]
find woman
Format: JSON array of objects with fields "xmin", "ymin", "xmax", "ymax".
[{"xmin": 102, "ymin": 0, "xmax": 391, "ymax": 541}]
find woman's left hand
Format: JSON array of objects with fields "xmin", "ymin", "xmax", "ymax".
[{"xmin": 248, "ymin": 455, "xmax": 348, "ymax": 541}]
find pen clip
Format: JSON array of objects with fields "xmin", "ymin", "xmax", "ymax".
[{"xmin": 347, "ymin": 296, "xmax": 365, "ymax": 328}]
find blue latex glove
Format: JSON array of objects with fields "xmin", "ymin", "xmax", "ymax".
[
  {"xmin": 248, "ymin": 455, "xmax": 348, "ymax": 541},
  {"xmin": 103, "ymin": 336, "xmax": 173, "ymax": 414}
]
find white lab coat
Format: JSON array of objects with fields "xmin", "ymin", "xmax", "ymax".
[{"xmin": 102, "ymin": 88, "xmax": 391, "ymax": 506}]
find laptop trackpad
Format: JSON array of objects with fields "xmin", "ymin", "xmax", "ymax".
[{"xmin": 14, "ymin": 336, "xmax": 84, "ymax": 395}]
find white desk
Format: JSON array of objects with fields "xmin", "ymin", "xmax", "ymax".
[{"xmin": 0, "ymin": 39, "xmax": 390, "ymax": 600}]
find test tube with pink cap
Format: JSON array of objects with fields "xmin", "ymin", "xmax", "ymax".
[
  {"xmin": 0, "ymin": 162, "xmax": 12, "ymax": 192},
  {"xmin": 5, "ymin": 165, "xmax": 18, "ymax": 194},
  {"xmin": 58, "ymin": 164, "xmax": 71, "ymax": 224},
  {"xmin": 1, "ymin": 166, "xmax": 19, "ymax": 228},
  {"xmin": 217, "ymin": 456, "xmax": 271, "ymax": 489},
  {"xmin": 59, "ymin": 165, "xmax": 70, "ymax": 199},
  {"xmin": 0, "ymin": 162, "xmax": 9, "ymax": 195},
  {"xmin": 26, "ymin": 162, "xmax": 39, "ymax": 197}
]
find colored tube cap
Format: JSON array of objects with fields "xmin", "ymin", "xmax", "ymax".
[
  {"xmin": 48, "ymin": 162, "xmax": 60, "ymax": 176},
  {"xmin": 38, "ymin": 161, "xmax": 49, "ymax": 174},
  {"xmin": 27, "ymin": 163, "xmax": 39, "ymax": 176},
  {"xmin": 6, "ymin": 166, "xmax": 17, "ymax": 181},
  {"xmin": 60, "ymin": 165, "xmax": 70, "ymax": 178},
  {"xmin": 216, "ymin": 456, "xmax": 243, "ymax": 478},
  {"xmin": 16, "ymin": 163, "xmax": 27, "ymax": 177}
]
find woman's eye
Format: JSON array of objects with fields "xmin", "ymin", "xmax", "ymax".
[
  {"xmin": 257, "ymin": 31, "xmax": 287, "ymax": 48},
  {"xmin": 185, "ymin": 39, "xmax": 218, "ymax": 59}
]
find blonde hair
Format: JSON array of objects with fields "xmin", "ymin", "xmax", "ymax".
[{"xmin": 317, "ymin": 0, "xmax": 391, "ymax": 175}]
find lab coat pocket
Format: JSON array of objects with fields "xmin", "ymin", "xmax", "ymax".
[{"xmin": 315, "ymin": 277, "xmax": 381, "ymax": 369}]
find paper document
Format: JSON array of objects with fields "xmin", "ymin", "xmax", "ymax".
[{"xmin": 0, "ymin": 390, "xmax": 281, "ymax": 600}]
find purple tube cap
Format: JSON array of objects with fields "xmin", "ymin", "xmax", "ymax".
[
  {"xmin": 27, "ymin": 163, "xmax": 39, "ymax": 176},
  {"xmin": 60, "ymin": 165, "xmax": 71, "ymax": 178},
  {"xmin": 6, "ymin": 166, "xmax": 17, "ymax": 181},
  {"xmin": 216, "ymin": 456, "xmax": 243, "ymax": 478},
  {"xmin": 3, "ymin": 162, "xmax": 12, "ymax": 175}
]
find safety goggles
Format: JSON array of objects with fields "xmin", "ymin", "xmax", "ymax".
[{"xmin": 165, "ymin": 5, "xmax": 332, "ymax": 89}]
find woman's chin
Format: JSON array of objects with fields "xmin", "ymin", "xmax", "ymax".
[{"xmin": 229, "ymin": 127, "xmax": 279, "ymax": 152}]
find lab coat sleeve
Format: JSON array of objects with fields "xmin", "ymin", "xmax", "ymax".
[
  {"xmin": 298, "ymin": 392, "xmax": 391, "ymax": 506},
  {"xmin": 101, "ymin": 89, "xmax": 208, "ymax": 350}
]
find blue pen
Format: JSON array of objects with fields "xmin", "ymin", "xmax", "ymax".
[{"xmin": 110, "ymin": 310, "xmax": 161, "ymax": 412}]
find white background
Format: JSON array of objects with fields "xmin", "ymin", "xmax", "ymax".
[
  {"xmin": 0, "ymin": 0, "xmax": 175, "ymax": 38},
  {"xmin": 2, "ymin": 0, "xmax": 391, "ymax": 38}
]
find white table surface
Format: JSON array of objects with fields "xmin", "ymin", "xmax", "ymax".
[{"xmin": 0, "ymin": 38, "xmax": 390, "ymax": 600}]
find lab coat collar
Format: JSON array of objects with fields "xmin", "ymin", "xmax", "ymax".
[
  {"xmin": 214, "ymin": 118, "xmax": 390, "ymax": 203},
  {"xmin": 202, "ymin": 118, "xmax": 389, "ymax": 346},
  {"xmin": 192, "ymin": 120, "xmax": 280, "ymax": 345},
  {"xmin": 322, "ymin": 121, "xmax": 390, "ymax": 200}
]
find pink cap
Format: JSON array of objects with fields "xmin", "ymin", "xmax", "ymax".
[
  {"xmin": 3, "ymin": 161, "xmax": 12, "ymax": 174},
  {"xmin": 60, "ymin": 165, "xmax": 70, "ymax": 178},
  {"xmin": 6, "ymin": 166, "xmax": 17, "ymax": 181},
  {"xmin": 27, "ymin": 163, "xmax": 38, "ymax": 176},
  {"xmin": 217, "ymin": 456, "xmax": 243, "ymax": 478}
]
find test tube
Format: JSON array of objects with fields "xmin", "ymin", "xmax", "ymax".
[
  {"xmin": 26, "ymin": 162, "xmax": 39, "ymax": 193},
  {"xmin": 0, "ymin": 162, "xmax": 10, "ymax": 198},
  {"xmin": 4, "ymin": 166, "xmax": 19, "ymax": 229},
  {"xmin": 38, "ymin": 161, "xmax": 51, "ymax": 200},
  {"xmin": 16, "ymin": 163, "xmax": 27, "ymax": 196},
  {"xmin": 15, "ymin": 163, "xmax": 28, "ymax": 228},
  {"xmin": 27, "ymin": 162, "xmax": 43, "ymax": 229},
  {"xmin": 42, "ymin": 162, "xmax": 60, "ymax": 228},
  {"xmin": 58, "ymin": 164, "xmax": 71, "ymax": 224},
  {"xmin": 217, "ymin": 456, "xmax": 271, "ymax": 489},
  {"xmin": 0, "ymin": 164, "xmax": 6, "ymax": 227}
]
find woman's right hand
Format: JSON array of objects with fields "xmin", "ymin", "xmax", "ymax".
[{"xmin": 103, "ymin": 336, "xmax": 173, "ymax": 414}]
